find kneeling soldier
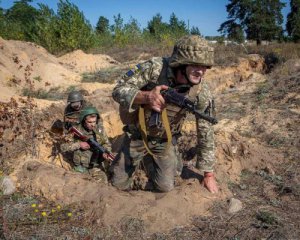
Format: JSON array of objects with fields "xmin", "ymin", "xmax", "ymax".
[{"xmin": 61, "ymin": 106, "xmax": 111, "ymax": 182}]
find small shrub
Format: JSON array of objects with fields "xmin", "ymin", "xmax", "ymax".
[
  {"xmin": 256, "ymin": 210, "xmax": 278, "ymax": 225},
  {"xmin": 255, "ymin": 82, "xmax": 270, "ymax": 101},
  {"xmin": 33, "ymin": 76, "xmax": 42, "ymax": 82},
  {"xmin": 264, "ymin": 52, "xmax": 285, "ymax": 73},
  {"xmin": 22, "ymin": 87, "xmax": 66, "ymax": 100},
  {"xmin": 81, "ymin": 66, "xmax": 126, "ymax": 84}
]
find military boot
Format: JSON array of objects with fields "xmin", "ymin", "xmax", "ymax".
[{"xmin": 89, "ymin": 168, "xmax": 108, "ymax": 183}]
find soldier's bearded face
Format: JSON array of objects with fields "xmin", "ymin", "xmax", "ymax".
[
  {"xmin": 185, "ymin": 65, "xmax": 207, "ymax": 85},
  {"xmin": 70, "ymin": 101, "xmax": 82, "ymax": 110},
  {"xmin": 84, "ymin": 116, "xmax": 97, "ymax": 130}
]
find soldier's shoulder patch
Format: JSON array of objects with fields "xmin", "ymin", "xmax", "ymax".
[{"xmin": 123, "ymin": 64, "xmax": 142, "ymax": 80}]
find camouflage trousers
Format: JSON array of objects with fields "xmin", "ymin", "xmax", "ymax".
[
  {"xmin": 111, "ymin": 133, "xmax": 182, "ymax": 192},
  {"xmin": 73, "ymin": 149, "xmax": 109, "ymax": 183},
  {"xmin": 73, "ymin": 148, "xmax": 103, "ymax": 168}
]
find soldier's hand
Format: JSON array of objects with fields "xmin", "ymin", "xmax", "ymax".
[
  {"xmin": 202, "ymin": 172, "xmax": 219, "ymax": 194},
  {"xmin": 79, "ymin": 142, "xmax": 90, "ymax": 150},
  {"xmin": 102, "ymin": 153, "xmax": 115, "ymax": 162},
  {"xmin": 102, "ymin": 153, "xmax": 109, "ymax": 160},
  {"xmin": 147, "ymin": 85, "xmax": 168, "ymax": 112}
]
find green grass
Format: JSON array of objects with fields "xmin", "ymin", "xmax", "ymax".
[
  {"xmin": 256, "ymin": 210, "xmax": 278, "ymax": 225},
  {"xmin": 81, "ymin": 66, "xmax": 124, "ymax": 84},
  {"xmin": 22, "ymin": 86, "xmax": 78, "ymax": 100}
]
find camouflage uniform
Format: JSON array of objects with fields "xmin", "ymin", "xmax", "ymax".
[
  {"xmin": 61, "ymin": 108, "xmax": 111, "ymax": 181},
  {"xmin": 111, "ymin": 35, "xmax": 216, "ymax": 192}
]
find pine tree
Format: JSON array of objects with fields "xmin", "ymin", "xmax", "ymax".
[
  {"xmin": 190, "ymin": 26, "xmax": 202, "ymax": 36},
  {"xmin": 219, "ymin": 0, "xmax": 285, "ymax": 45},
  {"xmin": 96, "ymin": 16, "xmax": 109, "ymax": 35},
  {"xmin": 168, "ymin": 12, "xmax": 188, "ymax": 38},
  {"xmin": 219, "ymin": 20, "xmax": 245, "ymax": 43},
  {"xmin": 286, "ymin": 0, "xmax": 300, "ymax": 42},
  {"xmin": 147, "ymin": 13, "xmax": 168, "ymax": 36}
]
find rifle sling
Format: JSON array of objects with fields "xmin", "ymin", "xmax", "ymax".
[{"xmin": 138, "ymin": 106, "xmax": 172, "ymax": 157}]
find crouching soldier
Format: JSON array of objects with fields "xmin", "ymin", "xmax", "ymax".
[
  {"xmin": 61, "ymin": 106, "xmax": 112, "ymax": 182},
  {"xmin": 111, "ymin": 35, "xmax": 218, "ymax": 193}
]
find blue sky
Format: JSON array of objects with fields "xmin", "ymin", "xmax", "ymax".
[{"xmin": 1, "ymin": 0, "xmax": 291, "ymax": 36}]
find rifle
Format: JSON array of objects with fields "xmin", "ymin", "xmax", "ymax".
[
  {"xmin": 67, "ymin": 125, "xmax": 115, "ymax": 162},
  {"xmin": 148, "ymin": 85, "xmax": 218, "ymax": 127}
]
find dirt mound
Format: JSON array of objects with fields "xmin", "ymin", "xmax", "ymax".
[
  {"xmin": 58, "ymin": 50, "xmax": 119, "ymax": 73},
  {"xmin": 0, "ymin": 37, "xmax": 79, "ymax": 92},
  {"xmin": 0, "ymin": 37, "xmax": 118, "ymax": 102},
  {"xmin": 14, "ymin": 159, "xmax": 228, "ymax": 234}
]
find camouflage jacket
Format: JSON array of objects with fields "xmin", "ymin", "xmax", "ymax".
[
  {"xmin": 61, "ymin": 121, "xmax": 111, "ymax": 168},
  {"xmin": 112, "ymin": 57, "xmax": 216, "ymax": 172}
]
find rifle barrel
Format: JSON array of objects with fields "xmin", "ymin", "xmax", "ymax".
[{"xmin": 163, "ymin": 89, "xmax": 218, "ymax": 125}]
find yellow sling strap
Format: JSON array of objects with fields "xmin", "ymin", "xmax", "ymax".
[{"xmin": 138, "ymin": 106, "xmax": 172, "ymax": 157}]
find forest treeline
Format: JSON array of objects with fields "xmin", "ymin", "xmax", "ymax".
[
  {"xmin": 0, "ymin": 0, "xmax": 196, "ymax": 54},
  {"xmin": 0, "ymin": 0, "xmax": 299, "ymax": 55}
]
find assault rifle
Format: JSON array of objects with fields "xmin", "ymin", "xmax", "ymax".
[
  {"xmin": 148, "ymin": 85, "xmax": 218, "ymax": 127},
  {"xmin": 67, "ymin": 124, "xmax": 115, "ymax": 162}
]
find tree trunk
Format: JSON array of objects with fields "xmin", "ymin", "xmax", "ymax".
[{"xmin": 256, "ymin": 39, "xmax": 262, "ymax": 45}]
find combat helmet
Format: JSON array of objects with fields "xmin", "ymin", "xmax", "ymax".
[
  {"xmin": 67, "ymin": 90, "xmax": 84, "ymax": 103},
  {"xmin": 79, "ymin": 106, "xmax": 99, "ymax": 123},
  {"xmin": 169, "ymin": 35, "xmax": 214, "ymax": 68}
]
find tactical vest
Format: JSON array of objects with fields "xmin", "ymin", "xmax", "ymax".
[{"xmin": 122, "ymin": 58, "xmax": 200, "ymax": 139}]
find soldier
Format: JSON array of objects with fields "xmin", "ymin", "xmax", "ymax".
[
  {"xmin": 61, "ymin": 106, "xmax": 111, "ymax": 182},
  {"xmin": 64, "ymin": 90, "xmax": 90, "ymax": 128},
  {"xmin": 111, "ymin": 35, "xmax": 218, "ymax": 193}
]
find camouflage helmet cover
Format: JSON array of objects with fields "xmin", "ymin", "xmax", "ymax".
[
  {"xmin": 67, "ymin": 91, "xmax": 84, "ymax": 103},
  {"xmin": 169, "ymin": 35, "xmax": 214, "ymax": 68},
  {"xmin": 79, "ymin": 106, "xmax": 99, "ymax": 122}
]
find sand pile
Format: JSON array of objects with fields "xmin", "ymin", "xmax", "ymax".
[
  {"xmin": 0, "ymin": 37, "xmax": 118, "ymax": 102},
  {"xmin": 58, "ymin": 49, "xmax": 119, "ymax": 73}
]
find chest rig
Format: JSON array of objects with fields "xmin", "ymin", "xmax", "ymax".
[{"xmin": 138, "ymin": 58, "xmax": 199, "ymax": 156}]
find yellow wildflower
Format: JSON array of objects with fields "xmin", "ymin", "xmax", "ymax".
[
  {"xmin": 51, "ymin": 209, "xmax": 56, "ymax": 213},
  {"xmin": 67, "ymin": 212, "xmax": 72, "ymax": 217},
  {"xmin": 56, "ymin": 205, "xmax": 61, "ymax": 210},
  {"xmin": 35, "ymin": 209, "xmax": 39, "ymax": 213},
  {"xmin": 31, "ymin": 203, "xmax": 37, "ymax": 208},
  {"xmin": 41, "ymin": 212, "xmax": 47, "ymax": 217}
]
